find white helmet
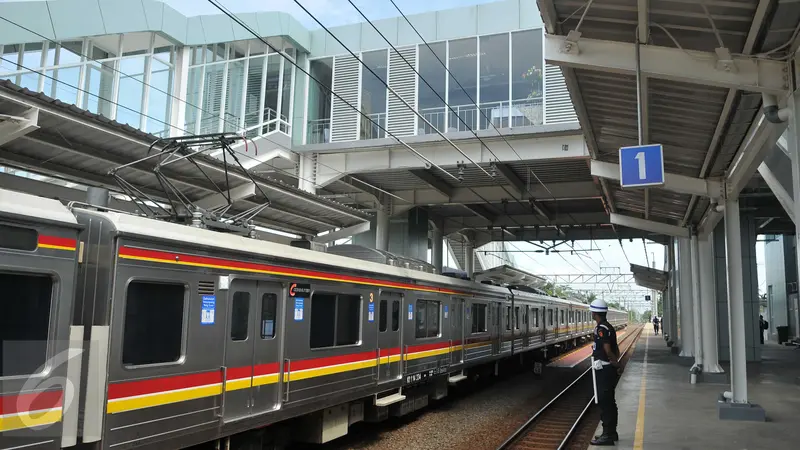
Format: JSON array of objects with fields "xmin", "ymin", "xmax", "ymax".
[{"xmin": 589, "ymin": 298, "xmax": 608, "ymax": 313}]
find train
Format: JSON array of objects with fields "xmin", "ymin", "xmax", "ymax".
[{"xmin": 0, "ymin": 187, "xmax": 627, "ymax": 450}]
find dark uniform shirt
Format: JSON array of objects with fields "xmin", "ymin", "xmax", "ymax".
[{"xmin": 592, "ymin": 321, "xmax": 619, "ymax": 362}]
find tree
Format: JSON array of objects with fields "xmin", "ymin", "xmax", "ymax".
[
  {"xmin": 657, "ymin": 293, "xmax": 663, "ymax": 317},
  {"xmin": 641, "ymin": 310, "xmax": 652, "ymax": 323}
]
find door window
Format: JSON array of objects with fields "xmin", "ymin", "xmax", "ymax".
[
  {"xmin": 391, "ymin": 300, "xmax": 400, "ymax": 331},
  {"xmin": 379, "ymin": 299, "xmax": 388, "ymax": 332},
  {"xmin": 260, "ymin": 293, "xmax": 277, "ymax": 339},
  {"xmin": 230, "ymin": 292, "xmax": 250, "ymax": 341}
]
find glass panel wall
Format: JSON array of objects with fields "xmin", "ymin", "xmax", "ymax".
[
  {"xmin": 184, "ymin": 38, "xmax": 295, "ymax": 137},
  {"xmin": 511, "ymin": 30, "xmax": 544, "ymax": 127},
  {"xmin": 479, "ymin": 34, "xmax": 509, "ymax": 130},
  {"xmin": 360, "ymin": 50, "xmax": 387, "ymax": 140},
  {"xmin": 447, "ymin": 38, "xmax": 478, "ymax": 132},
  {"xmin": 0, "ymin": 34, "xmax": 175, "ymax": 134},
  {"xmin": 307, "ymin": 57, "xmax": 332, "ymax": 144},
  {"xmin": 417, "ymin": 42, "xmax": 446, "ymax": 135}
]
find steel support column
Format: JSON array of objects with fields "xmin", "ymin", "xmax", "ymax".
[
  {"xmin": 431, "ymin": 226, "xmax": 443, "ymax": 274},
  {"xmin": 465, "ymin": 240, "xmax": 475, "ymax": 279},
  {"xmin": 376, "ymin": 207, "xmax": 389, "ymax": 252},
  {"xmin": 690, "ymin": 232, "xmax": 704, "ymax": 378},
  {"xmin": 666, "ymin": 237, "xmax": 678, "ymax": 346},
  {"xmin": 700, "ymin": 234, "xmax": 724, "ymax": 373},
  {"xmin": 789, "ymin": 82, "xmax": 800, "ymax": 331},
  {"xmin": 724, "ymin": 198, "xmax": 748, "ymax": 403},
  {"xmin": 678, "ymin": 238, "xmax": 695, "ymax": 357}
]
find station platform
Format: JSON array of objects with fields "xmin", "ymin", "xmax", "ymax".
[
  {"xmin": 549, "ymin": 329, "xmax": 631, "ymax": 368},
  {"xmin": 589, "ymin": 324, "xmax": 800, "ymax": 449}
]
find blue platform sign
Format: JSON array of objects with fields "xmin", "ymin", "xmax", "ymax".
[{"xmin": 619, "ymin": 144, "xmax": 665, "ymax": 188}]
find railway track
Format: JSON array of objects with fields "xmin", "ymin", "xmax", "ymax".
[{"xmin": 496, "ymin": 325, "xmax": 645, "ymax": 450}]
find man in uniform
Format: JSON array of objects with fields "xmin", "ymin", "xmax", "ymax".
[{"xmin": 590, "ymin": 299, "xmax": 622, "ymax": 446}]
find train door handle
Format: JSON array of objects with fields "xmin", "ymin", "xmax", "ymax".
[
  {"xmin": 218, "ymin": 366, "xmax": 227, "ymax": 419},
  {"xmin": 283, "ymin": 359, "xmax": 291, "ymax": 403}
]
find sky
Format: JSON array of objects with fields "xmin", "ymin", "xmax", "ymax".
[{"xmin": 162, "ymin": 0, "xmax": 503, "ymax": 28}]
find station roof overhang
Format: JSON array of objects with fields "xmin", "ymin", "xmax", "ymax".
[
  {"xmin": 474, "ymin": 264, "xmax": 549, "ymax": 290},
  {"xmin": 537, "ymin": 0, "xmax": 800, "ymax": 239},
  {"xmin": 630, "ymin": 263, "xmax": 668, "ymax": 292},
  {"xmin": 0, "ymin": 80, "xmax": 369, "ymax": 237}
]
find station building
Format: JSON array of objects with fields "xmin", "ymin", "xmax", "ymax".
[{"xmin": 0, "ymin": 0, "xmax": 580, "ymax": 271}]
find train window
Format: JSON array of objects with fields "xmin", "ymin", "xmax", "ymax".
[
  {"xmin": 379, "ymin": 299, "xmax": 388, "ymax": 332},
  {"xmin": 392, "ymin": 300, "xmax": 400, "ymax": 331},
  {"xmin": 533, "ymin": 308, "xmax": 539, "ymax": 328},
  {"xmin": 560, "ymin": 310, "xmax": 565, "ymax": 325},
  {"xmin": 310, "ymin": 293, "xmax": 361, "ymax": 349},
  {"xmin": 471, "ymin": 303, "xmax": 487, "ymax": 333},
  {"xmin": 523, "ymin": 306, "xmax": 528, "ymax": 325},
  {"xmin": 230, "ymin": 292, "xmax": 250, "ymax": 341},
  {"xmin": 0, "ymin": 272, "xmax": 52, "ymax": 377},
  {"xmin": 548, "ymin": 309, "xmax": 553, "ymax": 326},
  {"xmin": 260, "ymin": 293, "xmax": 277, "ymax": 339},
  {"xmin": 415, "ymin": 300, "xmax": 440, "ymax": 338},
  {"xmin": 505, "ymin": 306, "xmax": 511, "ymax": 331},
  {"xmin": 569, "ymin": 311, "xmax": 574, "ymax": 323},
  {"xmin": 123, "ymin": 281, "xmax": 185, "ymax": 366},
  {"xmin": 514, "ymin": 307, "xmax": 520, "ymax": 329},
  {"xmin": 0, "ymin": 224, "xmax": 38, "ymax": 251}
]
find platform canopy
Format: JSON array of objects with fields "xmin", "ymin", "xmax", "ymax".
[
  {"xmin": 630, "ymin": 263, "xmax": 668, "ymax": 292},
  {"xmin": 474, "ymin": 264, "xmax": 548, "ymax": 290}
]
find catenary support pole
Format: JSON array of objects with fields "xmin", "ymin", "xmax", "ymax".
[
  {"xmin": 679, "ymin": 238, "xmax": 695, "ymax": 357},
  {"xmin": 700, "ymin": 234, "xmax": 723, "ymax": 373},
  {"xmin": 724, "ymin": 197, "xmax": 748, "ymax": 403},
  {"xmin": 375, "ymin": 207, "xmax": 389, "ymax": 251},
  {"xmin": 690, "ymin": 231, "xmax": 704, "ymax": 382}
]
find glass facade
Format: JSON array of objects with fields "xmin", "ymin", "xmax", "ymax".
[
  {"xmin": 184, "ymin": 39, "xmax": 295, "ymax": 138},
  {"xmin": 306, "ymin": 29, "xmax": 546, "ymax": 143},
  {"xmin": 0, "ymin": 25, "xmax": 549, "ymax": 146},
  {"xmin": 0, "ymin": 33, "xmax": 175, "ymax": 136}
]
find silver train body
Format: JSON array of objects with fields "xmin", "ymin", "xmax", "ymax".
[{"xmin": 0, "ymin": 188, "xmax": 627, "ymax": 450}]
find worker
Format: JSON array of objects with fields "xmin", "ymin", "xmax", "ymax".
[
  {"xmin": 653, "ymin": 315, "xmax": 660, "ymax": 335},
  {"xmin": 590, "ymin": 299, "xmax": 622, "ymax": 446}
]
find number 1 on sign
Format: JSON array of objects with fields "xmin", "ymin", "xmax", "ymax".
[{"xmin": 634, "ymin": 152, "xmax": 646, "ymax": 180}]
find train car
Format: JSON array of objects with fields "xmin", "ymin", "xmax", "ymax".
[{"xmin": 0, "ymin": 188, "xmax": 627, "ymax": 450}]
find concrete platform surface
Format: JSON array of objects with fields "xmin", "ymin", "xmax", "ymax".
[{"xmin": 588, "ymin": 324, "xmax": 800, "ymax": 450}]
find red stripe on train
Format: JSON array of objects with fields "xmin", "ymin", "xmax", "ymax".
[
  {"xmin": 118, "ymin": 246, "xmax": 462, "ymax": 295},
  {"xmin": 108, "ymin": 371, "xmax": 223, "ymax": 400},
  {"xmin": 0, "ymin": 390, "xmax": 63, "ymax": 415},
  {"xmin": 38, "ymin": 235, "xmax": 76, "ymax": 248}
]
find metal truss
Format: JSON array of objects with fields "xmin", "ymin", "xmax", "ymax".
[{"xmin": 539, "ymin": 274, "xmax": 635, "ymax": 284}]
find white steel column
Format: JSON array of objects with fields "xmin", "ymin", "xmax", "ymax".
[
  {"xmin": 465, "ymin": 240, "xmax": 475, "ymax": 278},
  {"xmin": 375, "ymin": 207, "xmax": 389, "ymax": 251},
  {"xmin": 678, "ymin": 238, "xmax": 695, "ymax": 357},
  {"xmin": 700, "ymin": 234, "xmax": 723, "ymax": 373},
  {"xmin": 297, "ymin": 153, "xmax": 316, "ymax": 194},
  {"xmin": 690, "ymin": 232, "xmax": 704, "ymax": 379},
  {"xmin": 789, "ymin": 76, "xmax": 800, "ymax": 329},
  {"xmin": 170, "ymin": 47, "xmax": 190, "ymax": 137},
  {"xmin": 432, "ymin": 227, "xmax": 443, "ymax": 274},
  {"xmin": 724, "ymin": 197, "xmax": 748, "ymax": 403}
]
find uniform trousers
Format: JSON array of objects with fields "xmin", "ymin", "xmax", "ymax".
[{"xmin": 596, "ymin": 364, "xmax": 618, "ymax": 432}]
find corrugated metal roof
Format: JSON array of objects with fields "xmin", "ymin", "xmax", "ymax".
[{"xmin": 0, "ymin": 79, "xmax": 370, "ymax": 236}]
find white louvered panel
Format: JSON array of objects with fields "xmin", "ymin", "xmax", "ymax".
[
  {"xmin": 330, "ymin": 55, "xmax": 360, "ymax": 142},
  {"xmin": 544, "ymin": 64, "xmax": 578, "ymax": 124},
  {"xmin": 387, "ymin": 47, "xmax": 417, "ymax": 137}
]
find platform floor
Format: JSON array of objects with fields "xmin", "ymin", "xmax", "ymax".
[{"xmin": 588, "ymin": 324, "xmax": 800, "ymax": 449}]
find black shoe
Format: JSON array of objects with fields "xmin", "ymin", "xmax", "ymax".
[
  {"xmin": 591, "ymin": 434, "xmax": 616, "ymax": 446},
  {"xmin": 593, "ymin": 431, "xmax": 618, "ymax": 442}
]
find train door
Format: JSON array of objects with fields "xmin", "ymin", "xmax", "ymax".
[
  {"xmin": 223, "ymin": 279, "xmax": 283, "ymax": 422},
  {"xmin": 377, "ymin": 291, "xmax": 403, "ymax": 383},
  {"xmin": 251, "ymin": 282, "xmax": 284, "ymax": 415},
  {"xmin": 522, "ymin": 305, "xmax": 530, "ymax": 348},
  {"xmin": 490, "ymin": 301, "xmax": 501, "ymax": 355},
  {"xmin": 450, "ymin": 297, "xmax": 465, "ymax": 364}
]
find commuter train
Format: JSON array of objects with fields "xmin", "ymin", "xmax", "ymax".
[{"xmin": 0, "ymin": 187, "xmax": 626, "ymax": 450}]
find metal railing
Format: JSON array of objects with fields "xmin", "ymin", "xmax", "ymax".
[
  {"xmin": 361, "ymin": 112, "xmax": 386, "ymax": 140},
  {"xmin": 307, "ymin": 118, "xmax": 330, "ymax": 144},
  {"xmin": 418, "ymin": 97, "xmax": 544, "ymax": 136}
]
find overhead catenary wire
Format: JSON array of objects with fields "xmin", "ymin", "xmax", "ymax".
[{"xmin": 0, "ymin": 16, "xmax": 408, "ymax": 208}]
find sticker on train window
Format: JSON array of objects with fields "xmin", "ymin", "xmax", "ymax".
[
  {"xmin": 294, "ymin": 297, "xmax": 304, "ymax": 321},
  {"xmin": 289, "ymin": 283, "xmax": 311, "ymax": 297},
  {"xmin": 201, "ymin": 295, "xmax": 216, "ymax": 325},
  {"xmin": 444, "ymin": 305, "xmax": 449, "ymax": 319},
  {"xmin": 368, "ymin": 301, "xmax": 375, "ymax": 322},
  {"xmin": 408, "ymin": 304, "xmax": 413, "ymax": 320}
]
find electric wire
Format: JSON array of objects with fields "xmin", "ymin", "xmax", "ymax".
[{"xmin": 700, "ymin": 2, "xmax": 725, "ymax": 49}]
